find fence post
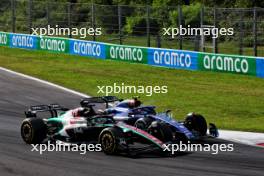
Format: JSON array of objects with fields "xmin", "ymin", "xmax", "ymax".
[
  {"xmin": 118, "ymin": 5, "xmax": 122, "ymax": 45},
  {"xmin": 239, "ymin": 13, "xmax": 244, "ymax": 55},
  {"xmin": 91, "ymin": 3, "xmax": 96, "ymax": 41},
  {"xmin": 194, "ymin": 35, "xmax": 200, "ymax": 51},
  {"xmin": 46, "ymin": 2, "xmax": 50, "ymax": 25},
  {"xmin": 178, "ymin": 5, "xmax": 183, "ymax": 50},
  {"xmin": 213, "ymin": 6, "xmax": 218, "ymax": 53},
  {"xmin": 200, "ymin": 5, "xmax": 205, "ymax": 52},
  {"xmin": 11, "ymin": 0, "xmax": 16, "ymax": 33},
  {"xmin": 28, "ymin": 0, "xmax": 33, "ymax": 34},
  {"xmin": 67, "ymin": 2, "xmax": 72, "ymax": 38},
  {"xmin": 156, "ymin": 34, "xmax": 161, "ymax": 48},
  {"xmin": 146, "ymin": 5, "xmax": 150, "ymax": 47},
  {"xmin": 253, "ymin": 7, "xmax": 258, "ymax": 56}
]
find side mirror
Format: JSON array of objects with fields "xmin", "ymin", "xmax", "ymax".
[
  {"xmin": 165, "ymin": 110, "xmax": 171, "ymax": 115},
  {"xmin": 209, "ymin": 123, "xmax": 219, "ymax": 138}
]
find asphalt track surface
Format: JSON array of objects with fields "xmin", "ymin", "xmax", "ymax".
[{"xmin": 0, "ymin": 69, "xmax": 263, "ymax": 176}]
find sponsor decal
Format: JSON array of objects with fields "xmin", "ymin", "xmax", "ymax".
[
  {"xmin": 148, "ymin": 48, "xmax": 198, "ymax": 70},
  {"xmin": 0, "ymin": 32, "xmax": 9, "ymax": 46},
  {"xmin": 256, "ymin": 58, "xmax": 264, "ymax": 78},
  {"xmin": 117, "ymin": 122, "xmax": 164, "ymax": 148},
  {"xmin": 198, "ymin": 53, "xmax": 256, "ymax": 75},
  {"xmin": 9, "ymin": 34, "xmax": 37, "ymax": 49},
  {"xmin": 256, "ymin": 143, "xmax": 264, "ymax": 147},
  {"xmin": 106, "ymin": 44, "xmax": 147, "ymax": 63},
  {"xmin": 69, "ymin": 39, "xmax": 105, "ymax": 59},
  {"xmin": 38, "ymin": 36, "xmax": 69, "ymax": 53}
]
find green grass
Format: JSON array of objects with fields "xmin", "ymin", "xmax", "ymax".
[{"xmin": 0, "ymin": 46, "xmax": 264, "ymax": 132}]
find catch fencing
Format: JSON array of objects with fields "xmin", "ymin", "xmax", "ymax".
[{"xmin": 0, "ymin": 0, "xmax": 264, "ymax": 56}]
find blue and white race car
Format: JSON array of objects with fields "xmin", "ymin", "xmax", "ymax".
[{"xmin": 81, "ymin": 96, "xmax": 219, "ymax": 143}]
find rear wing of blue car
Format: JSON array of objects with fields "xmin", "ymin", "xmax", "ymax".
[
  {"xmin": 80, "ymin": 96, "xmax": 121, "ymax": 108},
  {"xmin": 25, "ymin": 104, "xmax": 68, "ymax": 118}
]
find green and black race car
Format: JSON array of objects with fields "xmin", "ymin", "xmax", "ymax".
[{"xmin": 20, "ymin": 102, "xmax": 166, "ymax": 155}]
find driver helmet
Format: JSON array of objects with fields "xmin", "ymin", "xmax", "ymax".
[
  {"xmin": 72, "ymin": 107, "xmax": 91, "ymax": 117},
  {"xmin": 128, "ymin": 98, "xmax": 141, "ymax": 108}
]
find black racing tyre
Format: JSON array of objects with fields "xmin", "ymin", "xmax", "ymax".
[
  {"xmin": 134, "ymin": 117, "xmax": 153, "ymax": 130},
  {"xmin": 147, "ymin": 121, "xmax": 173, "ymax": 142},
  {"xmin": 184, "ymin": 114, "xmax": 207, "ymax": 136},
  {"xmin": 21, "ymin": 118, "xmax": 47, "ymax": 144},
  {"xmin": 99, "ymin": 127, "xmax": 123, "ymax": 155}
]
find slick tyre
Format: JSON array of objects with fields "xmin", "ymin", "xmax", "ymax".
[
  {"xmin": 134, "ymin": 117, "xmax": 153, "ymax": 130},
  {"xmin": 148, "ymin": 121, "xmax": 173, "ymax": 142},
  {"xmin": 184, "ymin": 114, "xmax": 207, "ymax": 136},
  {"xmin": 99, "ymin": 127, "xmax": 123, "ymax": 155},
  {"xmin": 21, "ymin": 118, "xmax": 47, "ymax": 144}
]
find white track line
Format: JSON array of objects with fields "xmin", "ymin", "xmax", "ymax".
[
  {"xmin": 0, "ymin": 67, "xmax": 90, "ymax": 98},
  {"xmin": 219, "ymin": 130, "xmax": 264, "ymax": 148}
]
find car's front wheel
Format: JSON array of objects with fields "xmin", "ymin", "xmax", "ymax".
[
  {"xmin": 184, "ymin": 113, "xmax": 207, "ymax": 136},
  {"xmin": 99, "ymin": 127, "xmax": 123, "ymax": 155}
]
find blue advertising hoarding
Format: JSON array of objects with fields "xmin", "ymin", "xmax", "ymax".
[
  {"xmin": 147, "ymin": 48, "xmax": 198, "ymax": 70},
  {"xmin": 256, "ymin": 58, "xmax": 264, "ymax": 78},
  {"xmin": 69, "ymin": 39, "xmax": 106, "ymax": 59},
  {"xmin": 9, "ymin": 33, "xmax": 38, "ymax": 49}
]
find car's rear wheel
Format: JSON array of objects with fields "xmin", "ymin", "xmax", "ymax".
[{"xmin": 21, "ymin": 118, "xmax": 47, "ymax": 144}]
